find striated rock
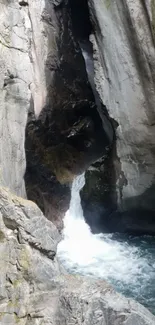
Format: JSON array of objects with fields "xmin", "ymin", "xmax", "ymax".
[
  {"xmin": 0, "ymin": 0, "xmax": 113, "ymax": 229},
  {"xmin": 0, "ymin": 186, "xmax": 61, "ymax": 324},
  {"xmin": 88, "ymin": 0, "xmax": 155, "ymax": 213},
  {"xmin": 0, "ymin": 186, "xmax": 155, "ymax": 324},
  {"xmin": 0, "ymin": 0, "xmax": 59, "ymax": 197}
]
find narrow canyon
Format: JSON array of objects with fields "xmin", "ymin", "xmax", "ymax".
[{"xmin": 0, "ymin": 0, "xmax": 155, "ymax": 324}]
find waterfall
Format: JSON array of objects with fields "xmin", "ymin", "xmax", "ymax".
[
  {"xmin": 57, "ymin": 174, "xmax": 155, "ymax": 312},
  {"xmin": 59, "ymin": 173, "xmax": 96, "ymax": 264},
  {"xmin": 66, "ymin": 172, "xmax": 85, "ymax": 220}
]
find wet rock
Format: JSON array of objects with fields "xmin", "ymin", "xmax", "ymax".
[
  {"xmin": 0, "ymin": 186, "xmax": 155, "ymax": 324},
  {"xmin": 101, "ymin": 209, "xmax": 155, "ymax": 235},
  {"xmin": 81, "ymin": 152, "xmax": 116, "ymax": 233}
]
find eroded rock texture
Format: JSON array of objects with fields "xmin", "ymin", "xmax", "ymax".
[
  {"xmin": 0, "ymin": 187, "xmax": 155, "ymax": 324},
  {"xmin": 0, "ymin": 0, "xmax": 155, "ymax": 322},
  {"xmin": 0, "ymin": 0, "xmax": 71, "ymax": 227},
  {"xmin": 88, "ymin": 0, "xmax": 155, "ymax": 213},
  {"xmin": 0, "ymin": 0, "xmax": 60, "ymax": 196}
]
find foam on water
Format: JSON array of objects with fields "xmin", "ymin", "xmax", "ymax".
[{"xmin": 57, "ymin": 174, "xmax": 155, "ymax": 312}]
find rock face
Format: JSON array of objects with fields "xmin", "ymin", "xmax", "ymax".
[
  {"xmin": 81, "ymin": 155, "xmax": 117, "ymax": 234},
  {"xmin": 0, "ymin": 0, "xmax": 155, "ymax": 323},
  {"xmin": 0, "ymin": 0, "xmax": 108, "ymax": 226},
  {"xmin": 0, "ymin": 186, "xmax": 61, "ymax": 324},
  {"xmin": 0, "ymin": 0, "xmax": 59, "ymax": 196},
  {"xmin": 0, "ymin": 186, "xmax": 155, "ymax": 324},
  {"xmin": 88, "ymin": 0, "xmax": 155, "ymax": 213}
]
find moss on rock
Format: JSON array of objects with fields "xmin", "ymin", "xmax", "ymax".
[{"xmin": 43, "ymin": 143, "xmax": 84, "ymax": 184}]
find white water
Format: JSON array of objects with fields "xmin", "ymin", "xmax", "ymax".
[{"xmin": 57, "ymin": 174, "xmax": 155, "ymax": 312}]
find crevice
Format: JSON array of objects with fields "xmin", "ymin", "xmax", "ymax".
[
  {"xmin": 67, "ymin": 0, "xmax": 116, "ymax": 232},
  {"xmin": 28, "ymin": 241, "xmax": 56, "ymax": 260},
  {"xmin": 25, "ymin": 0, "xmax": 115, "ymax": 232},
  {"xmin": 19, "ymin": 1, "xmax": 28, "ymax": 6},
  {"xmin": 0, "ymin": 39, "xmax": 27, "ymax": 52},
  {"xmin": 68, "ymin": 0, "xmax": 114, "ymax": 144}
]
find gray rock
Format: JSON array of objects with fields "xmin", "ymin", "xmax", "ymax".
[
  {"xmin": 0, "ymin": 0, "xmax": 155, "ymax": 324},
  {"xmin": 0, "ymin": 186, "xmax": 155, "ymax": 324},
  {"xmin": 0, "ymin": 0, "xmax": 59, "ymax": 197},
  {"xmin": 88, "ymin": 0, "xmax": 155, "ymax": 212},
  {"xmin": 0, "ymin": 187, "xmax": 61, "ymax": 324},
  {"xmin": 53, "ymin": 0, "xmax": 63, "ymax": 7}
]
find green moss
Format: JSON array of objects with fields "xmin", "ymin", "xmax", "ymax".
[
  {"xmin": 43, "ymin": 143, "xmax": 83, "ymax": 184},
  {"xmin": 27, "ymin": 123, "xmax": 85, "ymax": 184}
]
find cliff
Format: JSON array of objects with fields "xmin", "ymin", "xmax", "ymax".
[
  {"xmin": 89, "ymin": 0, "xmax": 155, "ymax": 212},
  {"xmin": 0, "ymin": 0, "xmax": 58, "ymax": 196},
  {"xmin": 0, "ymin": 0, "xmax": 155, "ymax": 323}
]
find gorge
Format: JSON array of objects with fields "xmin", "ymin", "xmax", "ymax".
[{"xmin": 0, "ymin": 0, "xmax": 155, "ymax": 324}]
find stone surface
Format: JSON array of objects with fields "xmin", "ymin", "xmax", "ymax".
[
  {"xmin": 0, "ymin": 186, "xmax": 61, "ymax": 324},
  {"xmin": 0, "ymin": 0, "xmax": 87, "ymax": 226},
  {"xmin": 88, "ymin": 0, "xmax": 155, "ymax": 212},
  {"xmin": 0, "ymin": 0, "xmax": 155, "ymax": 323},
  {"xmin": 0, "ymin": 186, "xmax": 155, "ymax": 324},
  {"xmin": 81, "ymin": 154, "xmax": 117, "ymax": 234},
  {"xmin": 0, "ymin": 0, "xmax": 59, "ymax": 197}
]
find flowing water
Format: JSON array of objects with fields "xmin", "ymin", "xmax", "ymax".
[{"xmin": 57, "ymin": 173, "xmax": 155, "ymax": 314}]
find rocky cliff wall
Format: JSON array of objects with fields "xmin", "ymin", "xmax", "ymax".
[
  {"xmin": 88, "ymin": 0, "xmax": 155, "ymax": 212},
  {"xmin": 0, "ymin": 0, "xmax": 112, "ymax": 230},
  {"xmin": 0, "ymin": 1, "xmax": 155, "ymax": 323},
  {"xmin": 0, "ymin": 0, "xmax": 59, "ymax": 197}
]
